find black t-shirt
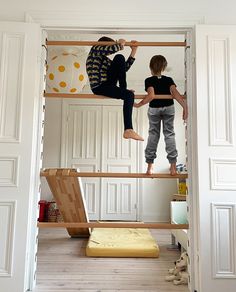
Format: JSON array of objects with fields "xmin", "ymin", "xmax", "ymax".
[{"xmin": 145, "ymin": 75, "xmax": 176, "ymax": 108}]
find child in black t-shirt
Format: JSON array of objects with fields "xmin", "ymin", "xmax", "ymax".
[{"xmin": 134, "ymin": 55, "xmax": 188, "ymax": 175}]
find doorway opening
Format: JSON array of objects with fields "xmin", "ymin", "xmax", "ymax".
[{"xmin": 35, "ymin": 26, "xmax": 195, "ymax": 292}]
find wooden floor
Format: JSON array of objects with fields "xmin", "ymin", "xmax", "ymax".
[{"xmin": 34, "ymin": 228, "xmax": 189, "ymax": 292}]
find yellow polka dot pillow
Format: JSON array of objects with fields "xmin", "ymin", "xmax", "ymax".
[{"xmin": 46, "ymin": 49, "xmax": 87, "ymax": 93}]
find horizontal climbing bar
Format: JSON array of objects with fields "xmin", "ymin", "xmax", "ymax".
[
  {"xmin": 46, "ymin": 40, "xmax": 187, "ymax": 47},
  {"xmin": 41, "ymin": 170, "xmax": 188, "ymax": 179},
  {"xmin": 44, "ymin": 92, "xmax": 179, "ymax": 99},
  {"xmin": 38, "ymin": 222, "xmax": 189, "ymax": 229}
]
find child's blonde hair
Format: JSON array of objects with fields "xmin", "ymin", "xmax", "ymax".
[{"xmin": 149, "ymin": 55, "xmax": 167, "ymax": 74}]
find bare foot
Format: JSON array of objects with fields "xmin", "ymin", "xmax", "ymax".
[
  {"xmin": 146, "ymin": 163, "xmax": 154, "ymax": 175},
  {"xmin": 170, "ymin": 163, "xmax": 177, "ymax": 176},
  {"xmin": 123, "ymin": 129, "xmax": 144, "ymax": 141}
]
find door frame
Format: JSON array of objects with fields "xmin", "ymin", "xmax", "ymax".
[{"xmin": 26, "ymin": 11, "xmax": 200, "ymax": 292}]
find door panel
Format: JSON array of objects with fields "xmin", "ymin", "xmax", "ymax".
[
  {"xmin": 71, "ymin": 163, "xmax": 100, "ymax": 219},
  {"xmin": 101, "ymin": 106, "xmax": 137, "ymax": 220},
  {"xmin": 195, "ymin": 25, "xmax": 236, "ymax": 292},
  {"xmin": 65, "ymin": 104, "xmax": 102, "ymax": 220},
  {"xmin": 0, "ymin": 22, "xmax": 41, "ymax": 292},
  {"xmin": 101, "ymin": 178, "xmax": 137, "ymax": 220},
  {"xmin": 62, "ymin": 102, "xmax": 138, "ymax": 221}
]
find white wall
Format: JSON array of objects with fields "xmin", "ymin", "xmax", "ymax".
[{"xmin": 1, "ymin": 0, "xmax": 236, "ymax": 25}]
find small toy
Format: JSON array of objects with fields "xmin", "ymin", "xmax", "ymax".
[{"xmin": 165, "ymin": 251, "xmax": 188, "ymax": 285}]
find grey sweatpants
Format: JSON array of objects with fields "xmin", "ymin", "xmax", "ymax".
[{"xmin": 145, "ymin": 105, "xmax": 178, "ymax": 164}]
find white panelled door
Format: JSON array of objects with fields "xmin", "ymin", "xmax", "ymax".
[
  {"xmin": 62, "ymin": 101, "xmax": 138, "ymax": 221},
  {"xmin": 101, "ymin": 105, "xmax": 137, "ymax": 220},
  {"xmin": 0, "ymin": 22, "xmax": 41, "ymax": 292},
  {"xmin": 62, "ymin": 103, "xmax": 102, "ymax": 220},
  {"xmin": 195, "ymin": 25, "xmax": 236, "ymax": 292}
]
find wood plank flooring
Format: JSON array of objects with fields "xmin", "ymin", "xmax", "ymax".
[{"xmin": 34, "ymin": 228, "xmax": 189, "ymax": 292}]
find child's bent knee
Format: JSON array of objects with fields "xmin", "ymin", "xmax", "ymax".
[
  {"xmin": 113, "ymin": 54, "xmax": 125, "ymax": 63},
  {"xmin": 127, "ymin": 90, "xmax": 134, "ymax": 98},
  {"xmin": 126, "ymin": 91, "xmax": 134, "ymax": 104}
]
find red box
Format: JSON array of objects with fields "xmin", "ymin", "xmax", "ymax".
[{"xmin": 38, "ymin": 200, "xmax": 48, "ymax": 222}]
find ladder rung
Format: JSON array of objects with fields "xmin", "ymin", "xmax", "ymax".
[
  {"xmin": 44, "ymin": 92, "xmax": 185, "ymax": 100},
  {"xmin": 38, "ymin": 222, "xmax": 189, "ymax": 229},
  {"xmin": 41, "ymin": 170, "xmax": 188, "ymax": 179},
  {"xmin": 46, "ymin": 40, "xmax": 187, "ymax": 47}
]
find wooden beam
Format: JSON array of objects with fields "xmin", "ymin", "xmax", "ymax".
[
  {"xmin": 41, "ymin": 170, "xmax": 188, "ymax": 179},
  {"xmin": 38, "ymin": 222, "xmax": 189, "ymax": 229},
  {"xmin": 46, "ymin": 40, "xmax": 187, "ymax": 47},
  {"xmin": 44, "ymin": 92, "xmax": 177, "ymax": 100}
]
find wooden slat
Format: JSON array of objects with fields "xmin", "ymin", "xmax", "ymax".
[
  {"xmin": 46, "ymin": 40, "xmax": 187, "ymax": 47},
  {"xmin": 38, "ymin": 222, "xmax": 189, "ymax": 229},
  {"xmin": 41, "ymin": 169, "xmax": 188, "ymax": 179},
  {"xmin": 172, "ymin": 194, "xmax": 187, "ymax": 201},
  {"xmin": 45, "ymin": 173, "xmax": 90, "ymax": 238},
  {"xmin": 44, "ymin": 92, "xmax": 178, "ymax": 99}
]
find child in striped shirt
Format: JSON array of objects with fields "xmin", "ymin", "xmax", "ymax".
[{"xmin": 86, "ymin": 36, "xmax": 143, "ymax": 141}]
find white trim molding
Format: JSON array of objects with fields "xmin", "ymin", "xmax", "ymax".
[
  {"xmin": 0, "ymin": 156, "xmax": 19, "ymax": 187},
  {"xmin": 25, "ymin": 11, "xmax": 204, "ymax": 30},
  {"xmin": 207, "ymin": 36, "xmax": 233, "ymax": 146},
  {"xmin": 210, "ymin": 158, "xmax": 236, "ymax": 190},
  {"xmin": 0, "ymin": 201, "xmax": 16, "ymax": 277},
  {"xmin": 211, "ymin": 203, "xmax": 236, "ymax": 278},
  {"xmin": 0, "ymin": 32, "xmax": 25, "ymax": 143}
]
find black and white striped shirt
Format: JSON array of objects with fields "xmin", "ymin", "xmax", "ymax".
[{"xmin": 86, "ymin": 43, "xmax": 135, "ymax": 89}]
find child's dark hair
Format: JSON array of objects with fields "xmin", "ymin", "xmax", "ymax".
[
  {"xmin": 149, "ymin": 55, "xmax": 167, "ymax": 74},
  {"xmin": 98, "ymin": 36, "xmax": 114, "ymax": 42}
]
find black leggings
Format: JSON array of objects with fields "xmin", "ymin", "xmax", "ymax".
[{"xmin": 92, "ymin": 54, "xmax": 134, "ymax": 130}]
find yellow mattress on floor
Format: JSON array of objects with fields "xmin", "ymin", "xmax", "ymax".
[{"xmin": 86, "ymin": 228, "xmax": 159, "ymax": 257}]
